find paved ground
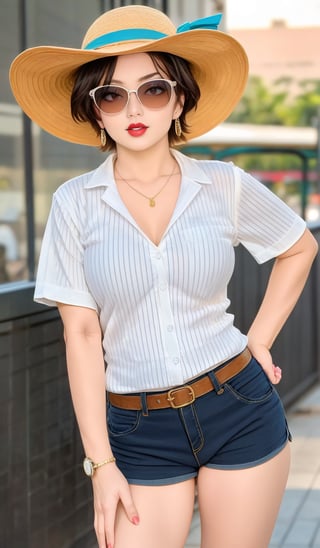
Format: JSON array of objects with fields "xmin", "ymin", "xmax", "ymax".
[{"xmin": 185, "ymin": 383, "xmax": 320, "ymax": 548}]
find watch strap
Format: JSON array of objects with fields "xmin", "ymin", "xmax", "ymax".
[{"xmin": 93, "ymin": 456, "xmax": 116, "ymax": 470}]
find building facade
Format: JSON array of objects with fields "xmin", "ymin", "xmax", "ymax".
[{"xmin": 230, "ymin": 24, "xmax": 320, "ymax": 92}]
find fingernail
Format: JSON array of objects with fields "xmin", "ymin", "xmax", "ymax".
[
  {"xmin": 132, "ymin": 515, "xmax": 140, "ymax": 525},
  {"xmin": 108, "ymin": 544, "xmax": 113, "ymax": 548}
]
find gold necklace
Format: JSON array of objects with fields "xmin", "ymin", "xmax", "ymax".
[{"xmin": 115, "ymin": 161, "xmax": 177, "ymax": 207}]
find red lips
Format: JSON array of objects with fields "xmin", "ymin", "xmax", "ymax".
[{"xmin": 126, "ymin": 123, "xmax": 148, "ymax": 137}]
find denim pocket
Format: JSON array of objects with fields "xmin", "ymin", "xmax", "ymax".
[
  {"xmin": 107, "ymin": 403, "xmax": 141, "ymax": 437},
  {"xmin": 224, "ymin": 357, "xmax": 274, "ymax": 405}
]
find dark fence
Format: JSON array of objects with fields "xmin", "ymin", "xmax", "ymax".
[
  {"xmin": 0, "ymin": 291, "xmax": 95, "ymax": 548},
  {"xmin": 1, "ymin": 224, "xmax": 319, "ymax": 548}
]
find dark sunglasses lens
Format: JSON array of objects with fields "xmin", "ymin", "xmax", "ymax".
[
  {"xmin": 94, "ymin": 86, "xmax": 127, "ymax": 113},
  {"xmin": 138, "ymin": 80, "xmax": 172, "ymax": 109}
]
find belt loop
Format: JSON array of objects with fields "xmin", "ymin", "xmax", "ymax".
[
  {"xmin": 207, "ymin": 369, "xmax": 225, "ymax": 395},
  {"xmin": 141, "ymin": 393, "xmax": 149, "ymax": 416}
]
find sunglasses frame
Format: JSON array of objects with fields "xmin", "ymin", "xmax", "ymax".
[{"xmin": 89, "ymin": 78, "xmax": 177, "ymax": 115}]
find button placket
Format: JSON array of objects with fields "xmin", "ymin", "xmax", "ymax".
[{"xmin": 150, "ymin": 246, "xmax": 181, "ymax": 383}]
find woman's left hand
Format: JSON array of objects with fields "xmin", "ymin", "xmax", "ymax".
[
  {"xmin": 247, "ymin": 343, "xmax": 282, "ymax": 385},
  {"xmin": 246, "ymin": 230, "xmax": 317, "ymax": 386}
]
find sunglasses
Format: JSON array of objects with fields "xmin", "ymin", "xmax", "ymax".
[{"xmin": 89, "ymin": 78, "xmax": 177, "ymax": 115}]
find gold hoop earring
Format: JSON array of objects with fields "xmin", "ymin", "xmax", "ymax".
[
  {"xmin": 100, "ymin": 128, "xmax": 107, "ymax": 147},
  {"xmin": 174, "ymin": 118, "xmax": 182, "ymax": 137}
]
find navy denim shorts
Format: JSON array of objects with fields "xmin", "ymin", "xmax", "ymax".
[{"xmin": 107, "ymin": 356, "xmax": 291, "ymax": 486}]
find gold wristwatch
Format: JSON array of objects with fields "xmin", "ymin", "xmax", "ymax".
[{"xmin": 83, "ymin": 456, "xmax": 116, "ymax": 477}]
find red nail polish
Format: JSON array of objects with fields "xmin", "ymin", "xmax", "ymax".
[{"xmin": 132, "ymin": 515, "xmax": 140, "ymax": 525}]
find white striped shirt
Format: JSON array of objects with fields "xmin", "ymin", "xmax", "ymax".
[{"xmin": 34, "ymin": 150, "xmax": 306, "ymax": 393}]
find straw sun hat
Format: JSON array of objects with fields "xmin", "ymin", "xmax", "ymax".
[{"xmin": 9, "ymin": 5, "xmax": 249, "ymax": 146}]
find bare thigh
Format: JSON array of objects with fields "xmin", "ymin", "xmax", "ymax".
[
  {"xmin": 197, "ymin": 443, "xmax": 291, "ymax": 548},
  {"xmin": 114, "ymin": 478, "xmax": 196, "ymax": 548}
]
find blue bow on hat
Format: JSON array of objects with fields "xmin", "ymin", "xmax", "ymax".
[{"xmin": 177, "ymin": 13, "xmax": 222, "ymax": 33}]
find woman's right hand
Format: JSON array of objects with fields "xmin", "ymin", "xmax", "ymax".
[{"xmin": 92, "ymin": 462, "xmax": 140, "ymax": 548}]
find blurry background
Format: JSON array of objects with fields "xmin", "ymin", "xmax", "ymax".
[
  {"xmin": 0, "ymin": 1, "xmax": 319, "ymax": 547},
  {"xmin": 1, "ymin": 0, "xmax": 319, "ymax": 283}
]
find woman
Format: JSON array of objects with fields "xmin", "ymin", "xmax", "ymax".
[{"xmin": 10, "ymin": 6, "xmax": 318, "ymax": 548}]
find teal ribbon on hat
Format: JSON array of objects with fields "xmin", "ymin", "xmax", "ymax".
[
  {"xmin": 84, "ymin": 29, "xmax": 167, "ymax": 50},
  {"xmin": 177, "ymin": 13, "xmax": 222, "ymax": 33},
  {"xmin": 84, "ymin": 13, "xmax": 222, "ymax": 51}
]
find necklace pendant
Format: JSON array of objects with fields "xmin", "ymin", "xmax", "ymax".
[{"xmin": 149, "ymin": 198, "xmax": 156, "ymax": 207}]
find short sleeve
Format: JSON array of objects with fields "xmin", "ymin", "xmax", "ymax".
[
  {"xmin": 233, "ymin": 166, "xmax": 306, "ymax": 264},
  {"xmin": 34, "ymin": 193, "xmax": 98, "ymax": 310}
]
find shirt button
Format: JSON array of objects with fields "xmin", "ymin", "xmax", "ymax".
[
  {"xmin": 173, "ymin": 357, "xmax": 180, "ymax": 365},
  {"xmin": 167, "ymin": 325, "xmax": 174, "ymax": 332},
  {"xmin": 160, "ymin": 283, "xmax": 167, "ymax": 291},
  {"xmin": 152, "ymin": 251, "xmax": 162, "ymax": 260}
]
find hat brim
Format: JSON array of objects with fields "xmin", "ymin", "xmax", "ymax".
[{"xmin": 9, "ymin": 30, "xmax": 248, "ymax": 146}]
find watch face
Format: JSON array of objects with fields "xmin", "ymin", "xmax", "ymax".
[{"xmin": 83, "ymin": 458, "xmax": 94, "ymax": 476}]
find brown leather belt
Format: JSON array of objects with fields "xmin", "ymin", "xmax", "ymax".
[{"xmin": 107, "ymin": 347, "xmax": 252, "ymax": 411}]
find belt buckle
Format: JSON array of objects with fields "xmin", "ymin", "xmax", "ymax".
[{"xmin": 167, "ymin": 385, "xmax": 195, "ymax": 408}]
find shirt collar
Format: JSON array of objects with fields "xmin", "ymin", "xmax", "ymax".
[{"xmin": 83, "ymin": 149, "xmax": 212, "ymax": 189}]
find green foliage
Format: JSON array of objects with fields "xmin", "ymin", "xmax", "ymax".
[
  {"xmin": 229, "ymin": 76, "xmax": 320, "ymax": 127},
  {"xmin": 227, "ymin": 152, "xmax": 304, "ymax": 171}
]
